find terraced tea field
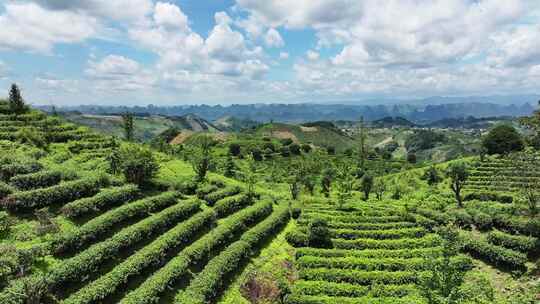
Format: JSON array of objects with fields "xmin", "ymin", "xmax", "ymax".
[{"xmin": 284, "ymin": 202, "xmax": 440, "ymax": 303}]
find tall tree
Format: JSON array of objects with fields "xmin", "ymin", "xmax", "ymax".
[
  {"xmin": 358, "ymin": 116, "xmax": 367, "ymax": 169},
  {"xmin": 446, "ymin": 162, "xmax": 469, "ymax": 208},
  {"xmin": 121, "ymin": 112, "xmax": 135, "ymax": 141},
  {"xmin": 8, "ymin": 83, "xmax": 26, "ymax": 115},
  {"xmin": 189, "ymin": 135, "xmax": 214, "ymax": 182}
]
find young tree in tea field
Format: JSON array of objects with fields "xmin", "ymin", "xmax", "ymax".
[
  {"xmin": 360, "ymin": 174, "xmax": 374, "ymax": 200},
  {"xmin": 509, "ymin": 151, "xmax": 540, "ymax": 216},
  {"xmin": 446, "ymin": 162, "xmax": 469, "ymax": 208},
  {"xmin": 8, "ymin": 84, "xmax": 27, "ymax": 115},
  {"xmin": 335, "ymin": 162, "xmax": 355, "ymax": 209},
  {"xmin": 373, "ymin": 178, "xmax": 386, "ymax": 200},
  {"xmin": 320, "ymin": 167, "xmax": 336, "ymax": 198},
  {"xmin": 118, "ymin": 143, "xmax": 159, "ymax": 186},
  {"xmin": 189, "ymin": 135, "xmax": 214, "ymax": 182},
  {"xmin": 419, "ymin": 225, "xmax": 471, "ymax": 303}
]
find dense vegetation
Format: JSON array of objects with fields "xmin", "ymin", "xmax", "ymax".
[{"xmin": 1, "ymin": 88, "xmax": 539, "ymax": 304}]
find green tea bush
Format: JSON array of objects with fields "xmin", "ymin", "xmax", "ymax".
[
  {"xmin": 0, "ymin": 162, "xmax": 42, "ymax": 182},
  {"xmin": 0, "ymin": 182, "xmax": 14, "ymax": 199},
  {"xmin": 204, "ymin": 185, "xmax": 241, "ymax": 206},
  {"xmin": 487, "ymin": 230, "xmax": 538, "ymax": 253},
  {"xmin": 3, "ymin": 175, "xmax": 109, "ymax": 211},
  {"xmin": 174, "ymin": 204, "xmax": 289, "ymax": 304},
  {"xmin": 120, "ymin": 200, "xmax": 273, "ymax": 304},
  {"xmin": 52, "ymin": 191, "xmax": 181, "ymax": 254},
  {"xmin": 60, "ymin": 207, "xmax": 213, "ymax": 304},
  {"xmin": 463, "ymin": 237, "xmax": 527, "ymax": 271},
  {"xmin": 9, "ymin": 170, "xmax": 62, "ymax": 190},
  {"xmin": 61, "ymin": 184, "xmax": 140, "ymax": 218}
]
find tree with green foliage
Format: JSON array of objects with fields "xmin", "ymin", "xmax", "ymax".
[
  {"xmin": 301, "ymin": 144, "xmax": 312, "ymax": 153},
  {"xmin": 320, "ymin": 167, "xmax": 335, "ymax": 198},
  {"xmin": 358, "ymin": 116, "xmax": 367, "ymax": 169},
  {"xmin": 326, "ymin": 146, "xmax": 335, "ymax": 155},
  {"xmin": 446, "ymin": 162, "xmax": 469, "ymax": 207},
  {"xmin": 423, "ymin": 166, "xmax": 442, "ymax": 186},
  {"xmin": 288, "ymin": 177, "xmax": 300, "ymax": 200},
  {"xmin": 289, "ymin": 143, "xmax": 301, "ymax": 155},
  {"xmin": 223, "ymin": 155, "xmax": 236, "ymax": 178},
  {"xmin": 121, "ymin": 112, "xmax": 135, "ymax": 141},
  {"xmin": 407, "ymin": 152, "xmax": 417, "ymax": 164},
  {"xmin": 418, "ymin": 225, "xmax": 488, "ymax": 304},
  {"xmin": 189, "ymin": 135, "xmax": 214, "ymax": 182},
  {"xmin": 373, "ymin": 178, "xmax": 386, "ymax": 200},
  {"xmin": 336, "ymin": 162, "xmax": 355, "ymax": 209},
  {"xmin": 360, "ymin": 174, "xmax": 373, "ymax": 200},
  {"xmin": 8, "ymin": 84, "xmax": 27, "ymax": 115},
  {"xmin": 118, "ymin": 144, "xmax": 159, "ymax": 186},
  {"xmin": 106, "ymin": 146, "xmax": 121, "ymax": 175},
  {"xmin": 482, "ymin": 124, "xmax": 524, "ymax": 155},
  {"xmin": 228, "ymin": 143, "xmax": 241, "ymax": 156},
  {"xmin": 307, "ymin": 218, "xmax": 332, "ymax": 248},
  {"xmin": 242, "ymin": 155, "xmax": 257, "ymax": 200}
]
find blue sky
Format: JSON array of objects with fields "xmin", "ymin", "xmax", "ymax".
[{"xmin": 0, "ymin": 0, "xmax": 539, "ymax": 106}]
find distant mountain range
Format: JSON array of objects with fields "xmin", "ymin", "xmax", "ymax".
[{"xmin": 41, "ymin": 99, "xmax": 538, "ymax": 124}]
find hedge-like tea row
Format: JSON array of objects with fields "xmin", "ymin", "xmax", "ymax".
[
  {"xmin": 48, "ymin": 198, "xmax": 201, "ymax": 289},
  {"xmin": 297, "ymin": 256, "xmax": 427, "ymax": 272},
  {"xmin": 487, "ymin": 230, "xmax": 538, "ymax": 253},
  {"xmin": 463, "ymin": 191, "xmax": 513, "ymax": 204},
  {"xmin": 52, "ymin": 191, "xmax": 182, "ymax": 254},
  {"xmin": 0, "ymin": 162, "xmax": 42, "ymax": 182},
  {"xmin": 492, "ymin": 216, "xmax": 540, "ymax": 237},
  {"xmin": 0, "ymin": 181, "xmax": 14, "ymax": 199},
  {"xmin": 333, "ymin": 234, "xmax": 441, "ymax": 250},
  {"xmin": 295, "ymin": 247, "xmax": 443, "ymax": 260},
  {"xmin": 297, "ymin": 220, "xmax": 418, "ymax": 231},
  {"xmin": 213, "ymin": 193, "xmax": 251, "ymax": 218},
  {"xmin": 61, "ymin": 184, "xmax": 140, "ymax": 218},
  {"xmin": 61, "ymin": 208, "xmax": 215, "ymax": 304},
  {"xmin": 174, "ymin": 204, "xmax": 290, "ymax": 304},
  {"xmin": 462, "ymin": 236, "xmax": 527, "ymax": 271},
  {"xmin": 195, "ymin": 183, "xmax": 218, "ymax": 199},
  {"xmin": 3, "ymin": 175, "xmax": 109, "ymax": 211},
  {"xmin": 291, "ymin": 280, "xmax": 416, "ymax": 298},
  {"xmin": 119, "ymin": 200, "xmax": 273, "ymax": 304},
  {"xmin": 9, "ymin": 170, "xmax": 63, "ymax": 190},
  {"xmin": 204, "ymin": 185, "xmax": 241, "ymax": 206},
  {"xmin": 326, "ymin": 227, "xmax": 426, "ymax": 240},
  {"xmin": 285, "ymin": 294, "xmax": 426, "ymax": 304},
  {"xmin": 301, "ymin": 213, "xmax": 405, "ymax": 224},
  {"xmin": 299, "ymin": 268, "xmax": 422, "ymax": 285}
]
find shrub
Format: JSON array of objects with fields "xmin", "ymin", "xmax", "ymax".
[
  {"xmin": 118, "ymin": 144, "xmax": 159, "ymax": 186},
  {"xmin": 280, "ymin": 138, "xmax": 293, "ymax": 146},
  {"xmin": 174, "ymin": 204, "xmax": 289, "ymax": 304},
  {"xmin": 406, "ymin": 152, "xmax": 417, "ymax": 164},
  {"xmin": 464, "ymin": 191, "xmax": 513, "ymax": 204},
  {"xmin": 487, "ymin": 230, "xmax": 538, "ymax": 253},
  {"xmin": 301, "ymin": 144, "xmax": 312, "ymax": 153},
  {"xmin": 280, "ymin": 146, "xmax": 290, "ymax": 157},
  {"xmin": 2, "ymin": 175, "xmax": 109, "ymax": 211},
  {"xmin": 59, "ymin": 205, "xmax": 212, "ymax": 304},
  {"xmin": 463, "ymin": 237, "xmax": 527, "ymax": 271},
  {"xmin": 60, "ymin": 184, "xmax": 140, "ymax": 218},
  {"xmin": 120, "ymin": 200, "xmax": 273, "ymax": 304},
  {"xmin": 0, "ymin": 182, "xmax": 14, "ymax": 199},
  {"xmin": 448, "ymin": 209, "xmax": 473, "ymax": 229},
  {"xmin": 0, "ymin": 162, "xmax": 42, "ymax": 182},
  {"xmin": 289, "ymin": 144, "xmax": 301, "ymax": 155},
  {"xmin": 0, "ymin": 211, "xmax": 10, "ymax": 234},
  {"xmin": 228, "ymin": 143, "xmax": 241, "ymax": 156},
  {"xmin": 291, "ymin": 207, "xmax": 301, "ymax": 219},
  {"xmin": 9, "ymin": 170, "xmax": 62, "ymax": 191},
  {"xmin": 307, "ymin": 218, "xmax": 332, "ymax": 248},
  {"xmin": 51, "ymin": 191, "xmax": 182, "ymax": 254}
]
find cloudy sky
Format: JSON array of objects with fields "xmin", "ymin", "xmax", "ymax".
[{"xmin": 0, "ymin": 0, "xmax": 540, "ymax": 106}]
